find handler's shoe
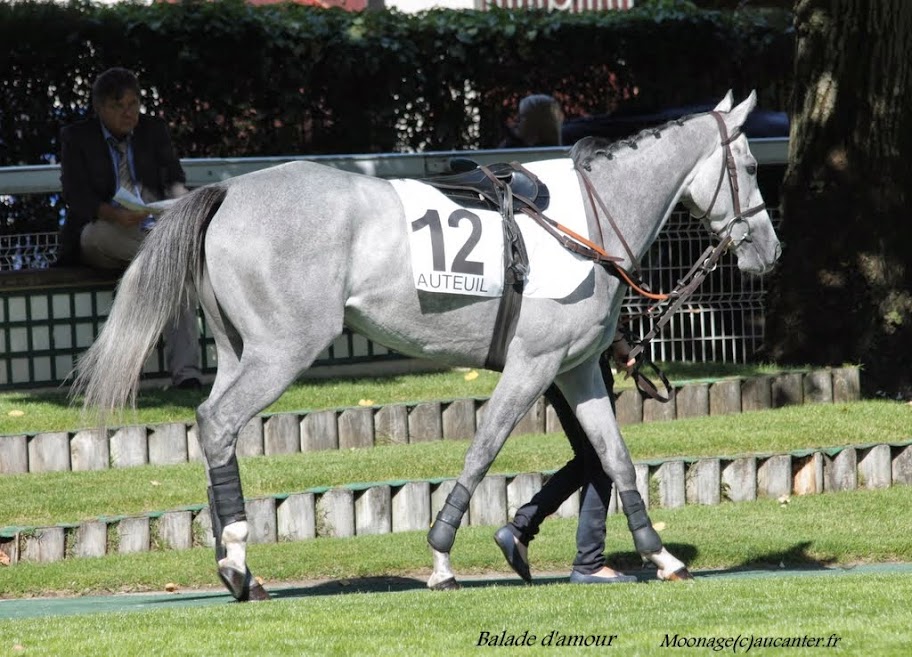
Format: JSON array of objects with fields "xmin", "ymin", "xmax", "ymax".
[
  {"xmin": 494, "ymin": 526, "xmax": 532, "ymax": 583},
  {"xmin": 569, "ymin": 568, "xmax": 638, "ymax": 584}
]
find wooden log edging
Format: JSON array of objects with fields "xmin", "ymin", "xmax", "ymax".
[
  {"xmin": 2, "ymin": 435, "xmax": 909, "ymax": 568},
  {"xmin": 0, "ymin": 367, "xmax": 861, "ymax": 476}
]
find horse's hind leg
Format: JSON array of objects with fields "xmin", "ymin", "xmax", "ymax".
[
  {"xmin": 197, "ymin": 347, "xmax": 312, "ymax": 602},
  {"xmin": 556, "ymin": 360, "xmax": 692, "ymax": 581}
]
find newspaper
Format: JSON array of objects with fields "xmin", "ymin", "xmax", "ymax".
[{"xmin": 113, "ymin": 187, "xmax": 178, "ymax": 216}]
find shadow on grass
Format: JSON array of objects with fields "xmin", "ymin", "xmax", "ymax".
[
  {"xmin": 129, "ymin": 542, "xmax": 849, "ymax": 608},
  {"xmin": 4, "ymin": 386, "xmax": 209, "ymax": 413},
  {"xmin": 606, "ymin": 541, "xmax": 837, "ymax": 581},
  {"xmin": 733, "ymin": 540, "xmax": 839, "ymax": 572}
]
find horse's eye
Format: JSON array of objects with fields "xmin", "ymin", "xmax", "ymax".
[{"xmin": 746, "ymin": 164, "xmax": 757, "ymax": 176}]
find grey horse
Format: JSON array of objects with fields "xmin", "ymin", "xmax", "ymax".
[{"xmin": 74, "ymin": 92, "xmax": 780, "ymax": 600}]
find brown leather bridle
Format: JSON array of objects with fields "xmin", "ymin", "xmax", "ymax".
[
  {"xmin": 573, "ymin": 110, "xmax": 767, "ymax": 302},
  {"xmin": 690, "ymin": 111, "xmax": 767, "ymax": 248},
  {"xmin": 570, "ymin": 111, "xmax": 768, "ymax": 400}
]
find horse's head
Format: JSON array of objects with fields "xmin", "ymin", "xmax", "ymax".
[{"xmin": 685, "ymin": 91, "xmax": 782, "ymax": 275}]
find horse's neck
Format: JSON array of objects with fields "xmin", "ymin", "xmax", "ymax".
[{"xmin": 590, "ymin": 119, "xmax": 716, "ymax": 265}]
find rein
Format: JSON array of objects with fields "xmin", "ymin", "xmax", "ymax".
[{"xmin": 565, "ymin": 111, "xmax": 764, "ymax": 400}]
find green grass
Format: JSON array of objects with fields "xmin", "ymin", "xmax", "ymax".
[
  {"xmin": 0, "ymin": 361, "xmax": 799, "ymax": 436},
  {"xmin": 2, "ymin": 573, "xmax": 911, "ymax": 656},
  {"xmin": 1, "ymin": 486, "xmax": 910, "ymax": 599},
  {"xmin": 1, "ymin": 400, "xmax": 907, "ymax": 529}
]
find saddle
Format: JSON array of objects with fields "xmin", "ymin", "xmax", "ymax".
[
  {"xmin": 420, "ymin": 161, "xmax": 545, "ymax": 372},
  {"xmin": 421, "ymin": 162, "xmax": 550, "ymax": 214}
]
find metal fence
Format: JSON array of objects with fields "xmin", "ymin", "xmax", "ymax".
[{"xmin": 622, "ymin": 207, "xmax": 781, "ymax": 364}]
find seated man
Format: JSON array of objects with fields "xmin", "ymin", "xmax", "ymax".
[{"xmin": 60, "ymin": 67, "xmax": 202, "ymax": 389}]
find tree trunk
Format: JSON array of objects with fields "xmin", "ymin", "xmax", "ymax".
[{"xmin": 764, "ymin": 0, "xmax": 912, "ymax": 397}]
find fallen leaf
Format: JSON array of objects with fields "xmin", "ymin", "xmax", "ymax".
[
  {"xmin": 358, "ymin": 399, "xmax": 374, "ymax": 406},
  {"xmin": 653, "ymin": 521, "xmax": 666, "ymax": 532},
  {"xmin": 150, "ymin": 480, "xmax": 161, "ymax": 487},
  {"xmin": 13, "ymin": 645, "xmax": 24, "ymax": 652},
  {"xmin": 164, "ymin": 582, "xmax": 178, "ymax": 592},
  {"xmin": 0, "ymin": 552, "xmax": 10, "ymax": 566},
  {"xmin": 777, "ymin": 495, "xmax": 790, "ymax": 506},
  {"xmin": 464, "ymin": 370, "xmax": 479, "ymax": 381},
  {"xmin": 7, "ymin": 410, "xmax": 24, "ymax": 417}
]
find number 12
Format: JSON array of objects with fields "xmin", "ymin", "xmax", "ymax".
[{"xmin": 411, "ymin": 209, "xmax": 484, "ymax": 275}]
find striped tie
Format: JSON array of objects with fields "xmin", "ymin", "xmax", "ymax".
[{"xmin": 109, "ymin": 138, "xmax": 138, "ymax": 195}]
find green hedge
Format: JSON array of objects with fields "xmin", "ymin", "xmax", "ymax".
[{"xmin": 0, "ymin": 0, "xmax": 793, "ymax": 233}]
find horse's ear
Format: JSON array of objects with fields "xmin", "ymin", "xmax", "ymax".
[
  {"xmin": 725, "ymin": 90, "xmax": 758, "ymax": 129},
  {"xmin": 713, "ymin": 90, "xmax": 734, "ymax": 112}
]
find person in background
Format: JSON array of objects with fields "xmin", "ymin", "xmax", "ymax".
[
  {"xmin": 498, "ymin": 94, "xmax": 565, "ymax": 149},
  {"xmin": 494, "ymin": 336, "xmax": 638, "ymax": 584},
  {"xmin": 60, "ymin": 67, "xmax": 202, "ymax": 390}
]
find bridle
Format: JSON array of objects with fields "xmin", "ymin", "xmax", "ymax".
[
  {"xmin": 569, "ymin": 111, "xmax": 768, "ymax": 400},
  {"xmin": 501, "ymin": 112, "xmax": 768, "ymax": 400},
  {"xmin": 690, "ymin": 111, "xmax": 767, "ymax": 248}
]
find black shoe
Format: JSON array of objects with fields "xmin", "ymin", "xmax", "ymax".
[
  {"xmin": 493, "ymin": 526, "xmax": 532, "ymax": 583},
  {"xmin": 174, "ymin": 377, "xmax": 202, "ymax": 391},
  {"xmin": 569, "ymin": 569, "xmax": 638, "ymax": 584}
]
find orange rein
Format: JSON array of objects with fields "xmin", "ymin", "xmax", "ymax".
[{"xmin": 550, "ymin": 220, "xmax": 670, "ymax": 302}]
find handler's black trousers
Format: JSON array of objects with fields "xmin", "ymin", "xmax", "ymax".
[{"xmin": 506, "ymin": 360, "xmax": 615, "ymax": 575}]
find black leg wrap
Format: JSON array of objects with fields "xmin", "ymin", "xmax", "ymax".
[
  {"xmin": 208, "ymin": 455, "xmax": 246, "ymax": 561},
  {"xmin": 620, "ymin": 490, "xmax": 663, "ymax": 555},
  {"xmin": 427, "ymin": 483, "xmax": 471, "ymax": 553},
  {"xmin": 207, "ymin": 487, "xmax": 227, "ymax": 562}
]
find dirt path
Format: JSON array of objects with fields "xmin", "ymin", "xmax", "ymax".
[{"xmin": 3, "ymin": 562, "xmax": 910, "ymax": 620}]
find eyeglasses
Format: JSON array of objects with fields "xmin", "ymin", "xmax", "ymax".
[{"xmin": 104, "ymin": 98, "xmax": 140, "ymax": 113}]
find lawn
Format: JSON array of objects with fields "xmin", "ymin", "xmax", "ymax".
[
  {"xmin": 2, "ymin": 572, "xmax": 910, "ymax": 656},
  {"xmin": 1, "ymin": 485, "xmax": 910, "ymax": 598},
  {"xmin": 1, "ymin": 488, "xmax": 911, "ymax": 656},
  {"xmin": 1, "ymin": 400, "xmax": 908, "ymax": 528},
  {"xmin": 0, "ymin": 361, "xmax": 802, "ymax": 436}
]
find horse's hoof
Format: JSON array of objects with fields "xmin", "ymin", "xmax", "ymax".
[
  {"xmin": 659, "ymin": 567, "xmax": 694, "ymax": 582},
  {"xmin": 218, "ymin": 563, "xmax": 271, "ymax": 601},
  {"xmin": 218, "ymin": 564, "xmax": 247, "ymax": 599},
  {"xmin": 429, "ymin": 577, "xmax": 461, "ymax": 591},
  {"xmin": 246, "ymin": 582, "xmax": 272, "ymax": 602}
]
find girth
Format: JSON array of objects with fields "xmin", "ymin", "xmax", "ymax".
[{"xmin": 420, "ymin": 163, "xmax": 539, "ymax": 371}]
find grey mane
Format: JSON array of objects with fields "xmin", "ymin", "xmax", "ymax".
[{"xmin": 569, "ymin": 114, "xmax": 699, "ymax": 169}]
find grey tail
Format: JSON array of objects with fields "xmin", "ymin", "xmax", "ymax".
[{"xmin": 70, "ymin": 185, "xmax": 227, "ymax": 419}]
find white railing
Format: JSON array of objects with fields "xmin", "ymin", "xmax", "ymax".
[
  {"xmin": 0, "ymin": 139, "xmax": 787, "ymax": 194},
  {"xmin": 476, "ymin": 0, "xmax": 635, "ymax": 10}
]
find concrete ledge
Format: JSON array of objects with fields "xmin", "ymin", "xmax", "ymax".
[
  {"xmin": 0, "ymin": 367, "xmax": 861, "ymax": 476},
  {"xmin": 5, "ymin": 434, "xmax": 908, "ymax": 567}
]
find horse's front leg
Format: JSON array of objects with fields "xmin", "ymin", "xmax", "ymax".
[
  {"xmin": 426, "ymin": 356, "xmax": 558, "ymax": 590},
  {"xmin": 556, "ymin": 361, "xmax": 693, "ymax": 581}
]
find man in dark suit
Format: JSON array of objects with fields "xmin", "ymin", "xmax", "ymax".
[{"xmin": 60, "ymin": 67, "xmax": 202, "ymax": 389}]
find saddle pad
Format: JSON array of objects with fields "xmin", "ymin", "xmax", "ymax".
[
  {"xmin": 393, "ymin": 178, "xmax": 505, "ymax": 297},
  {"xmin": 513, "ymin": 158, "xmax": 594, "ymax": 299},
  {"xmin": 393, "ymin": 159, "xmax": 593, "ymax": 300}
]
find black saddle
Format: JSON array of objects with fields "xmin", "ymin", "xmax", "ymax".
[{"xmin": 421, "ymin": 162, "xmax": 550, "ymax": 214}]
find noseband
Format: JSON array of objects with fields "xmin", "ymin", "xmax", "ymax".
[{"xmin": 691, "ymin": 111, "xmax": 766, "ymax": 247}]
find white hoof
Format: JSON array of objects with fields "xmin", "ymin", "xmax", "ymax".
[{"xmin": 427, "ymin": 546, "xmax": 458, "ymax": 590}]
